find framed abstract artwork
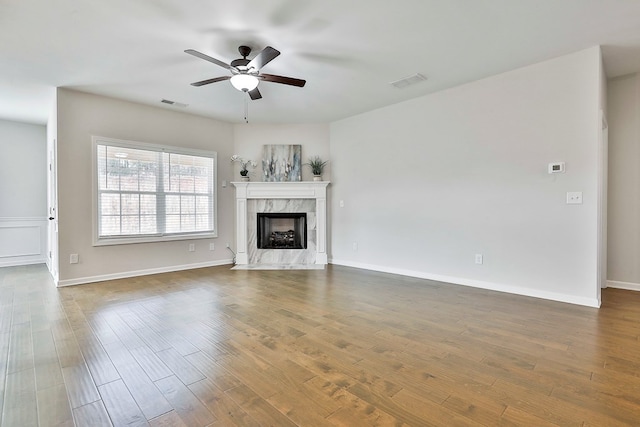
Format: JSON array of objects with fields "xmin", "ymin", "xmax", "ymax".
[{"xmin": 262, "ymin": 144, "xmax": 302, "ymax": 182}]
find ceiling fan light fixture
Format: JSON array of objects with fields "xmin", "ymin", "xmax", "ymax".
[{"xmin": 230, "ymin": 74, "xmax": 259, "ymax": 91}]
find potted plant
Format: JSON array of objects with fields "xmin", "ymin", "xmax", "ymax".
[
  {"xmin": 305, "ymin": 156, "xmax": 328, "ymax": 181},
  {"xmin": 231, "ymin": 154, "xmax": 257, "ymax": 181}
]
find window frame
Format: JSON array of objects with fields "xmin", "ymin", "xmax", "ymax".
[{"xmin": 91, "ymin": 136, "xmax": 218, "ymax": 246}]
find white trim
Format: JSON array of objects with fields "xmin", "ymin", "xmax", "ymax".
[
  {"xmin": 0, "ymin": 259, "xmax": 46, "ymax": 267},
  {"xmin": 0, "ymin": 216, "xmax": 48, "ymax": 222},
  {"xmin": 48, "ymin": 261, "xmax": 59, "ymax": 286},
  {"xmin": 607, "ymin": 280, "xmax": 640, "ymax": 292},
  {"xmin": 235, "ymin": 181, "xmax": 328, "ymax": 199},
  {"xmin": 330, "ymin": 258, "xmax": 601, "ymax": 308},
  {"xmin": 93, "ymin": 232, "xmax": 216, "ymax": 246},
  {"xmin": 57, "ymin": 259, "xmax": 233, "ymax": 287}
]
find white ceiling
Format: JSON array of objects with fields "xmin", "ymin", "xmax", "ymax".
[{"xmin": 3, "ymin": 0, "xmax": 640, "ymax": 125}]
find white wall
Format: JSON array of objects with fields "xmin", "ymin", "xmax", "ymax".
[
  {"xmin": 0, "ymin": 119, "xmax": 47, "ymax": 216},
  {"xmin": 56, "ymin": 89, "xmax": 235, "ymax": 285},
  {"xmin": 232, "ymin": 123, "xmax": 330, "ymax": 181},
  {"xmin": 0, "ymin": 119, "xmax": 47, "ymax": 266},
  {"xmin": 231, "ymin": 123, "xmax": 331, "ymax": 263},
  {"xmin": 607, "ymin": 73, "xmax": 640, "ymax": 290},
  {"xmin": 330, "ymin": 47, "xmax": 602, "ymax": 307}
]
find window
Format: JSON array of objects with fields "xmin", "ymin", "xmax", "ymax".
[{"xmin": 93, "ymin": 136, "xmax": 217, "ymax": 245}]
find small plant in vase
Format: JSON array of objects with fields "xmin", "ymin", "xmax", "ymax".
[
  {"xmin": 305, "ymin": 156, "xmax": 328, "ymax": 181},
  {"xmin": 231, "ymin": 154, "xmax": 257, "ymax": 181}
]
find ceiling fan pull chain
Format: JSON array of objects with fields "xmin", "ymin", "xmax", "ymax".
[{"xmin": 244, "ymin": 95, "xmax": 249, "ymax": 123}]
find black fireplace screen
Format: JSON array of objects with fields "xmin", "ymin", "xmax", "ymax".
[{"xmin": 257, "ymin": 213, "xmax": 307, "ymax": 249}]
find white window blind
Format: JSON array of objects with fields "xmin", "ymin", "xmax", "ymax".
[{"xmin": 94, "ymin": 137, "xmax": 216, "ymax": 244}]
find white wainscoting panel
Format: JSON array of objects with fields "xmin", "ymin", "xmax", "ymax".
[{"xmin": 0, "ymin": 217, "xmax": 48, "ymax": 267}]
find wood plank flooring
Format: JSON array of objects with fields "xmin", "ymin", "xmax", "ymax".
[{"xmin": 1, "ymin": 264, "xmax": 640, "ymax": 426}]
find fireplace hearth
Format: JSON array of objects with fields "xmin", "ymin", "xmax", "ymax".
[{"xmin": 257, "ymin": 213, "xmax": 307, "ymax": 249}]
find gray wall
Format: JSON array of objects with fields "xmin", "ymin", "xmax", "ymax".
[
  {"xmin": 0, "ymin": 119, "xmax": 46, "ymax": 217},
  {"xmin": 49, "ymin": 46, "xmax": 614, "ymax": 307},
  {"xmin": 0, "ymin": 119, "xmax": 47, "ymax": 266},
  {"xmin": 232, "ymin": 123, "xmax": 330, "ymax": 182},
  {"xmin": 329, "ymin": 47, "xmax": 603, "ymax": 306},
  {"xmin": 607, "ymin": 74, "xmax": 640, "ymax": 289},
  {"xmin": 56, "ymin": 89, "xmax": 235, "ymax": 284}
]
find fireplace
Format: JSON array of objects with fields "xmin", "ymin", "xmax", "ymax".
[
  {"xmin": 232, "ymin": 181, "xmax": 329, "ymax": 265},
  {"xmin": 257, "ymin": 213, "xmax": 307, "ymax": 249}
]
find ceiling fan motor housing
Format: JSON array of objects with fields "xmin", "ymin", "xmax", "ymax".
[
  {"xmin": 230, "ymin": 58, "xmax": 251, "ymax": 73},
  {"xmin": 231, "ymin": 46, "xmax": 254, "ymax": 74}
]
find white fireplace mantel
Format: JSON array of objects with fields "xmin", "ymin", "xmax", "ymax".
[{"xmin": 232, "ymin": 181, "xmax": 330, "ymax": 265}]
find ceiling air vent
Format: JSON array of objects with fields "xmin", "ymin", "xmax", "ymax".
[
  {"xmin": 390, "ymin": 73, "xmax": 427, "ymax": 89},
  {"xmin": 160, "ymin": 99, "xmax": 188, "ymax": 108}
]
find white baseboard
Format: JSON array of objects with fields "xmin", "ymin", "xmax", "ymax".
[
  {"xmin": 607, "ymin": 280, "xmax": 640, "ymax": 292},
  {"xmin": 0, "ymin": 257, "xmax": 47, "ymax": 268},
  {"xmin": 57, "ymin": 259, "xmax": 234, "ymax": 287},
  {"xmin": 330, "ymin": 258, "xmax": 600, "ymax": 308}
]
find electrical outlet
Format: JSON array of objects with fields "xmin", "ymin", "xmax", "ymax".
[
  {"xmin": 352, "ymin": 242, "xmax": 358, "ymax": 251},
  {"xmin": 566, "ymin": 191, "xmax": 583, "ymax": 204},
  {"xmin": 339, "ymin": 200, "xmax": 345, "ymax": 208},
  {"xmin": 475, "ymin": 254, "xmax": 483, "ymax": 265},
  {"xmin": 188, "ymin": 243, "xmax": 195, "ymax": 252},
  {"xmin": 226, "ymin": 242, "xmax": 231, "ymax": 248},
  {"xmin": 70, "ymin": 254, "xmax": 79, "ymax": 264},
  {"xmin": 209, "ymin": 243, "xmax": 215, "ymax": 251}
]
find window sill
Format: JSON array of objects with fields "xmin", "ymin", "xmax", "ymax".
[{"xmin": 93, "ymin": 232, "xmax": 217, "ymax": 246}]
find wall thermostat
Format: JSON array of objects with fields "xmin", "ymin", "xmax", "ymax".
[{"xmin": 548, "ymin": 162, "xmax": 565, "ymax": 174}]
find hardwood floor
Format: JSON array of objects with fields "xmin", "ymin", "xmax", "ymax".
[{"xmin": 1, "ymin": 264, "xmax": 640, "ymax": 426}]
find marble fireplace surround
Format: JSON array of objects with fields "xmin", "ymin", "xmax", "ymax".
[{"xmin": 232, "ymin": 182, "xmax": 330, "ymax": 265}]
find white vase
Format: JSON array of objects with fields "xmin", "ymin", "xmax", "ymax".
[
  {"xmin": 241, "ymin": 176, "xmax": 250, "ymax": 182},
  {"xmin": 313, "ymin": 175, "xmax": 322, "ymax": 181}
]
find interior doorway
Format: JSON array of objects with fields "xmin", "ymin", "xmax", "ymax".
[{"xmin": 47, "ymin": 138, "xmax": 59, "ymax": 283}]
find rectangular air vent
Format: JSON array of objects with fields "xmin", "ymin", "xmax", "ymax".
[
  {"xmin": 160, "ymin": 99, "xmax": 188, "ymax": 108},
  {"xmin": 390, "ymin": 73, "xmax": 427, "ymax": 89}
]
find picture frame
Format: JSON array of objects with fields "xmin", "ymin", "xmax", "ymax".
[{"xmin": 262, "ymin": 144, "xmax": 302, "ymax": 182}]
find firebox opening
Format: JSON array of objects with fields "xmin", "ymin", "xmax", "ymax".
[{"xmin": 257, "ymin": 213, "xmax": 307, "ymax": 250}]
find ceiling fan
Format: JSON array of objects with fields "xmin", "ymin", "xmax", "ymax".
[{"xmin": 185, "ymin": 45, "xmax": 306, "ymax": 100}]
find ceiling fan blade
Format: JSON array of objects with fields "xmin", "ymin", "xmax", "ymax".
[
  {"xmin": 259, "ymin": 73, "xmax": 306, "ymax": 87},
  {"xmin": 247, "ymin": 46, "xmax": 280, "ymax": 71},
  {"xmin": 185, "ymin": 49, "xmax": 234, "ymax": 71},
  {"xmin": 190, "ymin": 76, "xmax": 230, "ymax": 87},
  {"xmin": 248, "ymin": 87, "xmax": 262, "ymax": 100}
]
